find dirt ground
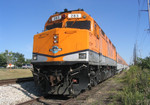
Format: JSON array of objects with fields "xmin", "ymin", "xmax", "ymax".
[{"xmin": 81, "ymin": 72, "xmax": 126, "ymax": 105}]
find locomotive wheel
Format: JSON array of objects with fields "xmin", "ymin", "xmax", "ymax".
[
  {"xmin": 90, "ymin": 77, "xmax": 97, "ymax": 87},
  {"xmin": 69, "ymin": 87, "xmax": 80, "ymax": 97},
  {"xmin": 88, "ymin": 84, "xmax": 92, "ymax": 90}
]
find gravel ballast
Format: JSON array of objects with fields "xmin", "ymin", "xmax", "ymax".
[{"xmin": 0, "ymin": 81, "xmax": 41, "ymax": 105}]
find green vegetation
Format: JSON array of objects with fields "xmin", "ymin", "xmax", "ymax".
[
  {"xmin": 0, "ymin": 50, "xmax": 31, "ymax": 67},
  {"xmin": 112, "ymin": 56, "xmax": 150, "ymax": 105},
  {"xmin": 0, "ymin": 69, "xmax": 33, "ymax": 80},
  {"xmin": 137, "ymin": 56, "xmax": 150, "ymax": 69},
  {"xmin": 118, "ymin": 66, "xmax": 150, "ymax": 105},
  {"xmin": 112, "ymin": 57, "xmax": 150, "ymax": 105},
  {"xmin": 0, "ymin": 54, "xmax": 7, "ymax": 67}
]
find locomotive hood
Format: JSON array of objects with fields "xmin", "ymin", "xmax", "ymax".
[{"xmin": 32, "ymin": 28, "xmax": 89, "ymax": 62}]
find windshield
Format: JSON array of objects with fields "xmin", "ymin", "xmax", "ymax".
[
  {"xmin": 66, "ymin": 21, "xmax": 90, "ymax": 30},
  {"xmin": 27, "ymin": 64, "xmax": 31, "ymax": 66},
  {"xmin": 46, "ymin": 23, "xmax": 62, "ymax": 30}
]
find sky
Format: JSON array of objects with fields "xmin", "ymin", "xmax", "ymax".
[{"xmin": 0, "ymin": 0, "xmax": 149, "ymax": 64}]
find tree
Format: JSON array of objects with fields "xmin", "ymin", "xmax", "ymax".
[
  {"xmin": 25, "ymin": 59, "xmax": 32, "ymax": 64},
  {"xmin": 137, "ymin": 56, "xmax": 150, "ymax": 69},
  {"xmin": 0, "ymin": 54, "xmax": 7, "ymax": 67},
  {"xmin": 13, "ymin": 52, "xmax": 25, "ymax": 67},
  {"xmin": 1, "ymin": 50, "xmax": 25, "ymax": 67},
  {"xmin": 3, "ymin": 50, "xmax": 13, "ymax": 64},
  {"xmin": 0, "ymin": 50, "xmax": 26, "ymax": 67}
]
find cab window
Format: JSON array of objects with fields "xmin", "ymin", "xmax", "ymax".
[
  {"xmin": 66, "ymin": 21, "xmax": 90, "ymax": 30},
  {"xmin": 46, "ymin": 23, "xmax": 62, "ymax": 30}
]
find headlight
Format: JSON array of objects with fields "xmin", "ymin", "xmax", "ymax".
[
  {"xmin": 83, "ymin": 15, "xmax": 86, "ymax": 19},
  {"xmin": 54, "ymin": 40, "xmax": 58, "ymax": 43},
  {"xmin": 33, "ymin": 54, "xmax": 37, "ymax": 60},
  {"xmin": 79, "ymin": 53, "xmax": 86, "ymax": 59},
  {"xmin": 54, "ymin": 35, "xmax": 58, "ymax": 39}
]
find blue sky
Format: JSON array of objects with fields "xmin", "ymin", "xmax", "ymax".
[{"xmin": 0, "ymin": 0, "xmax": 149, "ymax": 64}]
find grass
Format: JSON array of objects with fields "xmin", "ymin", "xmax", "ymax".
[
  {"xmin": 111, "ymin": 66, "xmax": 150, "ymax": 105},
  {"xmin": 0, "ymin": 69, "xmax": 33, "ymax": 80}
]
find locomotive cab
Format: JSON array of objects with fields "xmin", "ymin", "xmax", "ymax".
[{"xmin": 44, "ymin": 9, "xmax": 92, "ymax": 31}]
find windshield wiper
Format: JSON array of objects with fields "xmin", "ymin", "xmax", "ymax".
[{"xmin": 70, "ymin": 18, "xmax": 78, "ymax": 27}]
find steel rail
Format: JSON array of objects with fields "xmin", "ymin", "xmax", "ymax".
[{"xmin": 0, "ymin": 77, "xmax": 33, "ymax": 86}]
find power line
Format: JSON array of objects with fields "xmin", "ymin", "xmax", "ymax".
[
  {"xmin": 147, "ymin": 0, "xmax": 150, "ymax": 29},
  {"xmin": 136, "ymin": 0, "xmax": 150, "ymax": 58}
]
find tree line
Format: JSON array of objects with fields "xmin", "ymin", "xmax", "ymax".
[
  {"xmin": 0, "ymin": 50, "xmax": 31, "ymax": 67},
  {"xmin": 137, "ymin": 56, "xmax": 150, "ymax": 69}
]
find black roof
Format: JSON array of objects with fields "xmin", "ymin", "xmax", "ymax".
[{"xmin": 55, "ymin": 8, "xmax": 84, "ymax": 14}]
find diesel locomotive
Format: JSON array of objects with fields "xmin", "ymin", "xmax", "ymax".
[{"xmin": 31, "ymin": 9, "xmax": 128, "ymax": 95}]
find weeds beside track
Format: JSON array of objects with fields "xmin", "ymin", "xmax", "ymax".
[{"xmin": 112, "ymin": 66, "xmax": 150, "ymax": 105}]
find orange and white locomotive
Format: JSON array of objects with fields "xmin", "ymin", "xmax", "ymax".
[{"xmin": 32, "ymin": 9, "xmax": 128, "ymax": 95}]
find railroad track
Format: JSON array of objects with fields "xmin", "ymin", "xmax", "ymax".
[
  {"xmin": 17, "ymin": 86, "xmax": 100, "ymax": 105},
  {"xmin": 0, "ymin": 77, "xmax": 34, "ymax": 86},
  {"xmin": 16, "ymin": 96, "xmax": 44, "ymax": 105},
  {"xmin": 17, "ymin": 95, "xmax": 72, "ymax": 105},
  {"xmin": 16, "ymin": 75, "xmax": 117, "ymax": 105}
]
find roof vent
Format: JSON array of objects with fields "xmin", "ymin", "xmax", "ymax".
[
  {"xmin": 64, "ymin": 9, "xmax": 68, "ymax": 12},
  {"xmin": 55, "ymin": 12, "xmax": 59, "ymax": 14},
  {"xmin": 78, "ymin": 8, "xmax": 84, "ymax": 11}
]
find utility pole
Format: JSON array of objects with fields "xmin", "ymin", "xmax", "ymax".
[{"xmin": 133, "ymin": 43, "xmax": 137, "ymax": 65}]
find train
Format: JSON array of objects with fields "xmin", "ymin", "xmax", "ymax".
[{"xmin": 31, "ymin": 9, "xmax": 128, "ymax": 96}]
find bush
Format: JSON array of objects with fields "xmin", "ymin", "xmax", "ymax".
[
  {"xmin": 137, "ymin": 57, "xmax": 150, "ymax": 69},
  {"xmin": 119, "ymin": 66, "xmax": 150, "ymax": 105}
]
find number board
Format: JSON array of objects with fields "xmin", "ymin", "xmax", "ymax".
[
  {"xmin": 52, "ymin": 15, "xmax": 61, "ymax": 21},
  {"xmin": 68, "ymin": 14, "xmax": 82, "ymax": 18}
]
